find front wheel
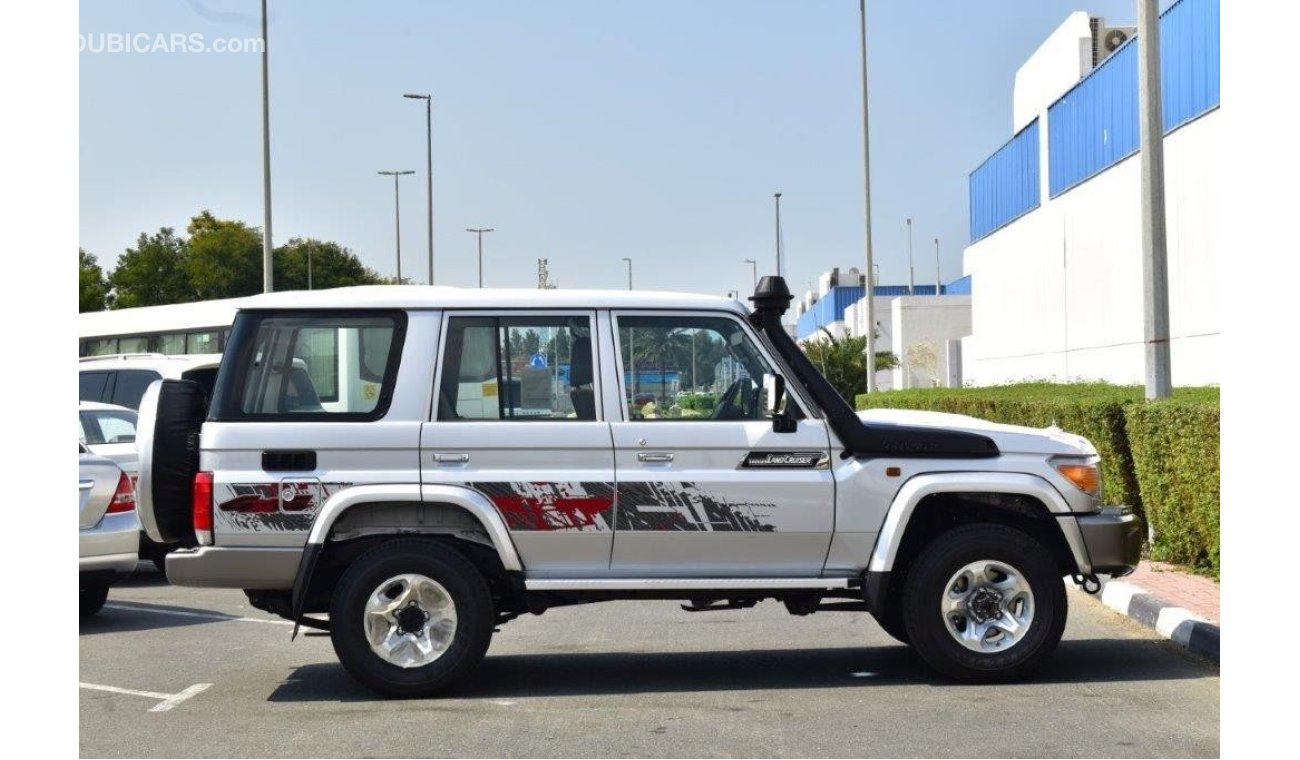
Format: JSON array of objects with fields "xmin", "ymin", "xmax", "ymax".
[
  {"xmin": 329, "ymin": 539, "xmax": 494, "ymax": 698},
  {"xmin": 902, "ymin": 524, "xmax": 1067, "ymax": 682}
]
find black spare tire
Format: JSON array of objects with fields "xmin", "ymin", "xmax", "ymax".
[{"xmin": 136, "ymin": 379, "xmax": 206, "ymax": 546}]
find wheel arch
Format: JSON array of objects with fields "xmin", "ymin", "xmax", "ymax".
[
  {"xmin": 290, "ymin": 483, "xmax": 523, "ymax": 624},
  {"xmin": 862, "ymin": 472, "xmax": 1091, "ymax": 617}
]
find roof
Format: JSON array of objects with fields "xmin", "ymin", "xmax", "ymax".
[
  {"xmin": 236, "ymin": 285, "xmax": 750, "ymax": 313},
  {"xmin": 78, "ymin": 353, "xmax": 223, "ymax": 371},
  {"xmin": 79, "ymin": 296, "xmax": 252, "ymax": 338}
]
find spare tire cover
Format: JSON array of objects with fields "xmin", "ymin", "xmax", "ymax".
[{"xmin": 135, "ymin": 379, "xmax": 206, "ymax": 545}]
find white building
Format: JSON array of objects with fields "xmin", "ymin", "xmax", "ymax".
[{"xmin": 962, "ymin": 0, "xmax": 1219, "ymax": 386}]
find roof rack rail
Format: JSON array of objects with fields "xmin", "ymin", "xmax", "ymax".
[{"xmin": 78, "ymin": 353, "xmax": 168, "ymax": 362}]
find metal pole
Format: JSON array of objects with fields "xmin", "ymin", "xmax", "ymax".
[
  {"xmin": 858, "ymin": 0, "xmax": 877, "ymax": 393},
  {"xmin": 773, "ymin": 192, "xmax": 783, "ymax": 277},
  {"xmin": 622, "ymin": 257, "xmax": 633, "ymax": 290},
  {"xmin": 1138, "ymin": 0, "xmax": 1172, "ymax": 399},
  {"xmin": 906, "ymin": 217, "xmax": 914, "ymax": 295},
  {"xmin": 404, "ymin": 94, "xmax": 435, "ymax": 283},
  {"xmin": 934, "ymin": 237, "xmax": 940, "ymax": 294},
  {"xmin": 260, "ymin": 0, "xmax": 273, "ymax": 293},
  {"xmin": 467, "ymin": 228, "xmax": 494, "ymax": 287},
  {"xmin": 744, "ymin": 258, "xmax": 757, "ymax": 291},
  {"xmin": 379, "ymin": 170, "xmax": 415, "ymax": 282},
  {"xmin": 307, "ymin": 244, "xmax": 313, "ymax": 290}
]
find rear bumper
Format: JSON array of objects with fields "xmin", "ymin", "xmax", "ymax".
[
  {"xmin": 1075, "ymin": 506, "xmax": 1143, "ymax": 577},
  {"xmin": 79, "ymin": 511, "xmax": 140, "ymax": 574},
  {"xmin": 166, "ymin": 545, "xmax": 302, "ymax": 589}
]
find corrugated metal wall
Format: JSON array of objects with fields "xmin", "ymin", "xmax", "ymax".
[
  {"xmin": 794, "ymin": 284, "xmax": 957, "ymax": 339},
  {"xmin": 968, "ymin": 119, "xmax": 1040, "ymax": 243},
  {"xmin": 1047, "ymin": 0, "xmax": 1219, "ymax": 197}
]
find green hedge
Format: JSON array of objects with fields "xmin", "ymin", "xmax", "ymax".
[
  {"xmin": 855, "ymin": 383, "xmax": 1220, "ymax": 577},
  {"xmin": 1124, "ymin": 400, "xmax": 1220, "ymax": 576}
]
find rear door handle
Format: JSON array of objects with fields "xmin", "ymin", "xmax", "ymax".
[
  {"xmin": 637, "ymin": 452, "xmax": 674, "ymax": 463},
  {"xmin": 435, "ymin": 453, "xmax": 470, "ymax": 464}
]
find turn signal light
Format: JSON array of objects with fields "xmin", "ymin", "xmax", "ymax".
[
  {"xmin": 193, "ymin": 471, "xmax": 214, "ymax": 546},
  {"xmin": 1055, "ymin": 462, "xmax": 1100, "ymax": 496},
  {"xmin": 106, "ymin": 472, "xmax": 136, "ymax": 514}
]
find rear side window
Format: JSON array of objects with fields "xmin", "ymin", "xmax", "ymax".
[
  {"xmin": 79, "ymin": 371, "xmax": 110, "ymax": 402},
  {"xmin": 211, "ymin": 311, "xmax": 405, "ymax": 421},
  {"xmin": 110, "ymin": 370, "xmax": 161, "ymax": 410}
]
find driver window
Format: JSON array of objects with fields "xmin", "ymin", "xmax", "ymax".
[{"xmin": 617, "ymin": 315, "xmax": 778, "ymax": 422}]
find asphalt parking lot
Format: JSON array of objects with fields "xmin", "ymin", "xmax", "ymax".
[{"xmin": 80, "ymin": 564, "xmax": 1219, "ymax": 758}]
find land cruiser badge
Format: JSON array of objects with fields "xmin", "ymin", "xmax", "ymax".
[{"xmin": 740, "ymin": 451, "xmax": 827, "ymax": 469}]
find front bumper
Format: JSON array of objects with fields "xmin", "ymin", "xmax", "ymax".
[{"xmin": 1075, "ymin": 506, "xmax": 1142, "ymax": 576}]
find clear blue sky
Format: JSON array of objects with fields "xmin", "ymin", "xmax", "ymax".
[{"xmin": 79, "ymin": 0, "xmax": 1134, "ymax": 296}]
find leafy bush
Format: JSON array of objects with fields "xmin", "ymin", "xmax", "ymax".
[
  {"xmin": 855, "ymin": 383, "xmax": 1220, "ymax": 577},
  {"xmin": 678, "ymin": 393, "xmax": 718, "ymax": 413},
  {"xmin": 1124, "ymin": 400, "xmax": 1220, "ymax": 576}
]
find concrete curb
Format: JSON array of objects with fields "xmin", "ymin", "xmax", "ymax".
[{"xmin": 1072, "ymin": 577, "xmax": 1220, "ymax": 664}]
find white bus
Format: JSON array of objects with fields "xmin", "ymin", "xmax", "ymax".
[{"xmin": 78, "ymin": 296, "xmax": 253, "ymax": 357}]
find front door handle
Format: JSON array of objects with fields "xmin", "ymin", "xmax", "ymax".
[
  {"xmin": 435, "ymin": 453, "xmax": 470, "ymax": 464},
  {"xmin": 637, "ymin": 452, "xmax": 674, "ymax": 463}
]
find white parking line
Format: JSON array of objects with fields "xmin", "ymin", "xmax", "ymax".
[
  {"xmin": 104, "ymin": 602, "xmax": 293, "ymax": 626},
  {"xmin": 79, "ymin": 681, "xmax": 212, "ymax": 712}
]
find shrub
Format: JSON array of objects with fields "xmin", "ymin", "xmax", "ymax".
[{"xmin": 1124, "ymin": 400, "xmax": 1220, "ymax": 577}]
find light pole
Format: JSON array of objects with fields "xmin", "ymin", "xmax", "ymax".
[
  {"xmin": 307, "ymin": 243, "xmax": 313, "ymax": 290},
  {"xmin": 378, "ymin": 170, "xmax": 415, "ymax": 282},
  {"xmin": 403, "ymin": 93, "xmax": 434, "ymax": 285},
  {"xmin": 858, "ymin": 0, "xmax": 878, "ymax": 392},
  {"xmin": 743, "ymin": 258, "xmax": 758, "ymax": 291},
  {"xmin": 934, "ymin": 237, "xmax": 941, "ymax": 294},
  {"xmin": 773, "ymin": 192, "xmax": 783, "ymax": 277},
  {"xmin": 260, "ymin": 0, "xmax": 273, "ymax": 293},
  {"xmin": 621, "ymin": 257, "xmax": 633, "ymax": 290},
  {"xmin": 1138, "ymin": 0, "xmax": 1172, "ymax": 399},
  {"xmin": 905, "ymin": 217, "xmax": 915, "ymax": 295},
  {"xmin": 466, "ymin": 228, "xmax": 494, "ymax": 287}
]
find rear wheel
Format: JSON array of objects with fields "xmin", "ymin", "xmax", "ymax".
[
  {"xmin": 902, "ymin": 524, "xmax": 1066, "ymax": 682},
  {"xmin": 329, "ymin": 539, "xmax": 494, "ymax": 698},
  {"xmin": 80, "ymin": 583, "xmax": 109, "ymax": 617}
]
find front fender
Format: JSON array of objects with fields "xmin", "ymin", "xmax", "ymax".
[{"xmin": 865, "ymin": 472, "xmax": 1091, "ymax": 575}]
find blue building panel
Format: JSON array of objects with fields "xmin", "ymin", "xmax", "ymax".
[
  {"xmin": 1048, "ymin": 0, "xmax": 1219, "ymax": 197},
  {"xmin": 945, "ymin": 275, "xmax": 972, "ymax": 295},
  {"xmin": 969, "ymin": 119, "xmax": 1040, "ymax": 243},
  {"xmin": 795, "ymin": 284, "xmax": 953, "ymax": 340}
]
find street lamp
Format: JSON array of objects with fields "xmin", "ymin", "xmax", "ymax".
[
  {"xmin": 858, "ymin": 0, "xmax": 878, "ymax": 392},
  {"xmin": 905, "ymin": 216, "xmax": 915, "ymax": 295},
  {"xmin": 378, "ymin": 170, "xmax": 415, "ymax": 282},
  {"xmin": 743, "ymin": 258, "xmax": 757, "ymax": 291},
  {"xmin": 773, "ymin": 192, "xmax": 783, "ymax": 277},
  {"xmin": 403, "ymin": 93, "xmax": 434, "ymax": 285},
  {"xmin": 260, "ymin": 0, "xmax": 273, "ymax": 293},
  {"xmin": 621, "ymin": 257, "xmax": 633, "ymax": 290},
  {"xmin": 466, "ymin": 228, "xmax": 494, "ymax": 287}
]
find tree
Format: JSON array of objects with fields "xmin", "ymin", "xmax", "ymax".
[
  {"xmin": 185, "ymin": 210, "xmax": 264, "ymax": 300},
  {"xmin": 79, "ymin": 248, "xmax": 109, "ymax": 312},
  {"xmin": 801, "ymin": 329, "xmax": 899, "ymax": 403},
  {"xmin": 637, "ymin": 327, "xmax": 691, "ymax": 404},
  {"xmin": 109, "ymin": 228, "xmax": 193, "ymax": 308},
  {"xmin": 274, "ymin": 238, "xmax": 385, "ymax": 291}
]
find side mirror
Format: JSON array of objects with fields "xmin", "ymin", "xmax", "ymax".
[{"xmin": 762, "ymin": 374, "xmax": 797, "ymax": 433}]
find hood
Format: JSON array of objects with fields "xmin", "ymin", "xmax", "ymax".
[{"xmin": 857, "ymin": 408, "xmax": 1095, "ymax": 457}]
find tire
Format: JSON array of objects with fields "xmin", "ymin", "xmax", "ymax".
[
  {"xmin": 137, "ymin": 379, "xmax": 206, "ymax": 546},
  {"xmin": 874, "ymin": 602, "xmax": 910, "ymax": 645},
  {"xmin": 902, "ymin": 524, "xmax": 1067, "ymax": 682},
  {"xmin": 81, "ymin": 584, "xmax": 109, "ymax": 617},
  {"xmin": 329, "ymin": 539, "xmax": 494, "ymax": 698}
]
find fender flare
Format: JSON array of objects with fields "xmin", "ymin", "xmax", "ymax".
[
  {"xmin": 290, "ymin": 483, "xmax": 523, "ymax": 626},
  {"xmin": 865, "ymin": 472, "xmax": 1092, "ymax": 576}
]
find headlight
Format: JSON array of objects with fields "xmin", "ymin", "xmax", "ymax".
[{"xmin": 1054, "ymin": 459, "xmax": 1101, "ymax": 497}]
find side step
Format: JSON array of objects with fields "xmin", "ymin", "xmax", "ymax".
[{"xmin": 524, "ymin": 577, "xmax": 855, "ymax": 592}]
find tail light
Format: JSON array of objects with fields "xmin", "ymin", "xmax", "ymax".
[
  {"xmin": 106, "ymin": 472, "xmax": 136, "ymax": 514},
  {"xmin": 193, "ymin": 471, "xmax": 214, "ymax": 546}
]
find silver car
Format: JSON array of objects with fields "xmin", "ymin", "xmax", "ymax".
[{"xmin": 79, "ymin": 451, "xmax": 140, "ymax": 616}]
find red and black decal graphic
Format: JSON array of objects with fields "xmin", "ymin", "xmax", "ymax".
[
  {"xmin": 215, "ymin": 482, "xmax": 350, "ymax": 533},
  {"xmin": 471, "ymin": 482, "xmax": 614, "ymax": 532},
  {"xmin": 615, "ymin": 482, "xmax": 776, "ymax": 532}
]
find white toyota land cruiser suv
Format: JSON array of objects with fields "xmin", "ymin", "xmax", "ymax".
[{"xmin": 134, "ymin": 277, "xmax": 1139, "ymax": 697}]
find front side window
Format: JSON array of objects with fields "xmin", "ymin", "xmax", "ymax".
[
  {"xmin": 213, "ymin": 312, "xmax": 404, "ymax": 420},
  {"xmin": 437, "ymin": 315, "xmax": 596, "ymax": 421},
  {"xmin": 617, "ymin": 315, "xmax": 778, "ymax": 421}
]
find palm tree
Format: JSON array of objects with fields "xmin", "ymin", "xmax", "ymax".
[{"xmin": 637, "ymin": 327, "xmax": 691, "ymax": 406}]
